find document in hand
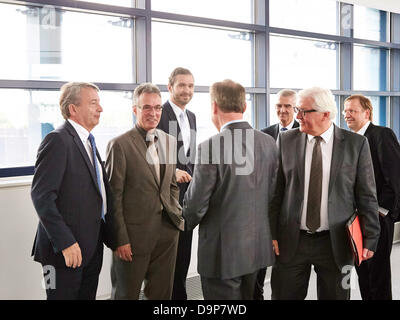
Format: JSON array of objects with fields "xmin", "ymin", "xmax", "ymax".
[{"xmin": 346, "ymin": 213, "xmax": 363, "ymax": 266}]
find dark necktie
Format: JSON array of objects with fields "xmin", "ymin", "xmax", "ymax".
[
  {"xmin": 306, "ymin": 136, "xmax": 323, "ymax": 232},
  {"xmin": 88, "ymin": 133, "xmax": 105, "ymax": 220},
  {"xmin": 280, "ymin": 127, "xmax": 288, "ymax": 132}
]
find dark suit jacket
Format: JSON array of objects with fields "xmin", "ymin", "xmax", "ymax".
[
  {"xmin": 157, "ymin": 101, "xmax": 197, "ymax": 204},
  {"xmin": 270, "ymin": 125, "xmax": 380, "ymax": 270},
  {"xmin": 261, "ymin": 121, "xmax": 300, "ymax": 141},
  {"xmin": 364, "ymin": 123, "xmax": 400, "ymax": 221},
  {"xmin": 183, "ymin": 121, "xmax": 279, "ymax": 279},
  {"xmin": 31, "ymin": 120, "xmax": 114, "ymax": 268}
]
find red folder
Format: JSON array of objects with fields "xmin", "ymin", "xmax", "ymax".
[{"xmin": 346, "ymin": 213, "xmax": 363, "ymax": 266}]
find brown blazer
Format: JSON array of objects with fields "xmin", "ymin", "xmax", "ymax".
[{"xmin": 105, "ymin": 126, "xmax": 183, "ymax": 254}]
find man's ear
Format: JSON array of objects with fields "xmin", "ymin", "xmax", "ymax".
[
  {"xmin": 243, "ymin": 102, "xmax": 247, "ymax": 114},
  {"xmin": 211, "ymin": 101, "xmax": 218, "ymax": 114},
  {"xmin": 68, "ymin": 104, "xmax": 77, "ymax": 117}
]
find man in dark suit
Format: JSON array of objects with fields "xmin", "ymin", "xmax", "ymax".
[
  {"xmin": 344, "ymin": 94, "xmax": 400, "ymax": 300},
  {"xmin": 256, "ymin": 88, "xmax": 298, "ymax": 299},
  {"xmin": 157, "ymin": 67, "xmax": 197, "ymax": 300},
  {"xmin": 270, "ymin": 87, "xmax": 380, "ymax": 300},
  {"xmin": 261, "ymin": 89, "xmax": 299, "ymax": 141},
  {"xmin": 183, "ymin": 79, "xmax": 279, "ymax": 300},
  {"xmin": 31, "ymin": 82, "xmax": 114, "ymax": 300}
]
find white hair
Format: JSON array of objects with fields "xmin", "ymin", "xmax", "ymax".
[{"xmin": 298, "ymin": 87, "xmax": 337, "ymax": 120}]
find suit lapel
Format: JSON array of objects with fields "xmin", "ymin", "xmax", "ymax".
[
  {"xmin": 131, "ymin": 127, "xmax": 160, "ymax": 187},
  {"xmin": 328, "ymin": 125, "xmax": 345, "ymax": 196},
  {"xmin": 295, "ymin": 131, "xmax": 307, "ymax": 198},
  {"xmin": 65, "ymin": 121, "xmax": 100, "ymax": 193}
]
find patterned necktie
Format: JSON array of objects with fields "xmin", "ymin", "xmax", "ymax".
[
  {"xmin": 306, "ymin": 136, "xmax": 323, "ymax": 232},
  {"xmin": 147, "ymin": 133, "xmax": 160, "ymax": 183},
  {"xmin": 88, "ymin": 133, "xmax": 105, "ymax": 220},
  {"xmin": 179, "ymin": 111, "xmax": 190, "ymax": 155}
]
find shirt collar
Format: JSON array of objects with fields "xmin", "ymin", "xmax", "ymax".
[
  {"xmin": 307, "ymin": 122, "xmax": 334, "ymax": 144},
  {"xmin": 279, "ymin": 118, "xmax": 295, "ymax": 131},
  {"xmin": 355, "ymin": 121, "xmax": 371, "ymax": 136},
  {"xmin": 169, "ymin": 99, "xmax": 186, "ymax": 118},
  {"xmin": 68, "ymin": 119, "xmax": 90, "ymax": 142},
  {"xmin": 220, "ymin": 119, "xmax": 247, "ymax": 132}
]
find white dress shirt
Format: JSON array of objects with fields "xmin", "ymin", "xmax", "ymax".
[
  {"xmin": 68, "ymin": 119, "xmax": 107, "ymax": 215},
  {"xmin": 278, "ymin": 119, "xmax": 296, "ymax": 131},
  {"xmin": 169, "ymin": 100, "xmax": 191, "ymax": 155},
  {"xmin": 300, "ymin": 123, "xmax": 334, "ymax": 232}
]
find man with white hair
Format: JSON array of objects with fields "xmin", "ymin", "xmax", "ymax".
[{"xmin": 269, "ymin": 87, "xmax": 380, "ymax": 300}]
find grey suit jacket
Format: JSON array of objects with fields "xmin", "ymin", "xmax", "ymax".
[
  {"xmin": 183, "ymin": 121, "xmax": 279, "ymax": 279},
  {"xmin": 105, "ymin": 126, "xmax": 183, "ymax": 255},
  {"xmin": 270, "ymin": 125, "xmax": 380, "ymax": 270}
]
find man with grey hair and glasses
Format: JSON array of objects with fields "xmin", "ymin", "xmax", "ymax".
[
  {"xmin": 269, "ymin": 86, "xmax": 380, "ymax": 300},
  {"xmin": 31, "ymin": 82, "xmax": 114, "ymax": 299},
  {"xmin": 105, "ymin": 82, "xmax": 183, "ymax": 299}
]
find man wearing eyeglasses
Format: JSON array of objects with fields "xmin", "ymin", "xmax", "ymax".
[
  {"xmin": 105, "ymin": 83, "xmax": 184, "ymax": 299},
  {"xmin": 270, "ymin": 87, "xmax": 380, "ymax": 300},
  {"xmin": 261, "ymin": 89, "xmax": 299, "ymax": 141},
  {"xmin": 344, "ymin": 94, "xmax": 400, "ymax": 300}
]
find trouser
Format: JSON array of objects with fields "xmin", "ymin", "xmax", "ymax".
[
  {"xmin": 201, "ymin": 271, "xmax": 258, "ymax": 300},
  {"xmin": 271, "ymin": 231, "xmax": 350, "ymax": 300},
  {"xmin": 355, "ymin": 214, "xmax": 394, "ymax": 300}
]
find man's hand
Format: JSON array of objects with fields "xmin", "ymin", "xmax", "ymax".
[
  {"xmin": 272, "ymin": 240, "xmax": 280, "ymax": 256},
  {"xmin": 176, "ymin": 169, "xmax": 192, "ymax": 184},
  {"xmin": 116, "ymin": 244, "xmax": 133, "ymax": 262},
  {"xmin": 362, "ymin": 248, "xmax": 374, "ymax": 261},
  {"xmin": 62, "ymin": 242, "xmax": 82, "ymax": 268}
]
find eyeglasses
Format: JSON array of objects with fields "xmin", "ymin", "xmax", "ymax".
[
  {"xmin": 138, "ymin": 105, "xmax": 163, "ymax": 112},
  {"xmin": 294, "ymin": 107, "xmax": 317, "ymax": 117},
  {"xmin": 342, "ymin": 109, "xmax": 360, "ymax": 116}
]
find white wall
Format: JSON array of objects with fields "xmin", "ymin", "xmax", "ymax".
[{"xmin": 0, "ymin": 177, "xmax": 198, "ymax": 299}]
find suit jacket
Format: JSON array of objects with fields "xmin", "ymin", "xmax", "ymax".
[
  {"xmin": 183, "ymin": 121, "xmax": 279, "ymax": 279},
  {"xmin": 105, "ymin": 126, "xmax": 183, "ymax": 255},
  {"xmin": 364, "ymin": 123, "xmax": 400, "ymax": 221},
  {"xmin": 157, "ymin": 101, "xmax": 197, "ymax": 204},
  {"xmin": 31, "ymin": 120, "xmax": 114, "ymax": 267},
  {"xmin": 270, "ymin": 125, "xmax": 380, "ymax": 270},
  {"xmin": 261, "ymin": 120, "xmax": 300, "ymax": 141}
]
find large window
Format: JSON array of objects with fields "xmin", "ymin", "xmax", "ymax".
[
  {"xmin": 0, "ymin": 0, "xmax": 399, "ymax": 177},
  {"xmin": 0, "ymin": 4, "xmax": 133, "ymax": 82},
  {"xmin": 152, "ymin": 22, "xmax": 253, "ymax": 87},
  {"xmin": 269, "ymin": 36, "xmax": 338, "ymax": 89}
]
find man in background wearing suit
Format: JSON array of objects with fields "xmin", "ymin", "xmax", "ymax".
[
  {"xmin": 157, "ymin": 67, "xmax": 196, "ymax": 300},
  {"xmin": 183, "ymin": 79, "xmax": 279, "ymax": 299},
  {"xmin": 255, "ymin": 88, "xmax": 298, "ymax": 299},
  {"xmin": 261, "ymin": 89, "xmax": 299, "ymax": 141},
  {"xmin": 106, "ymin": 83, "xmax": 183, "ymax": 299},
  {"xmin": 31, "ymin": 82, "xmax": 113, "ymax": 299},
  {"xmin": 344, "ymin": 94, "xmax": 400, "ymax": 300},
  {"xmin": 270, "ymin": 87, "xmax": 380, "ymax": 300}
]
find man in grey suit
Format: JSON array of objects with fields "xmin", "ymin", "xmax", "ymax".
[
  {"xmin": 261, "ymin": 89, "xmax": 299, "ymax": 141},
  {"xmin": 183, "ymin": 79, "xmax": 279, "ymax": 300},
  {"xmin": 105, "ymin": 83, "xmax": 183, "ymax": 299},
  {"xmin": 270, "ymin": 86, "xmax": 380, "ymax": 300}
]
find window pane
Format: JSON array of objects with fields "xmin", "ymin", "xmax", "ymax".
[
  {"xmin": 270, "ymin": 36, "xmax": 338, "ymax": 89},
  {"xmin": 152, "ymin": 22, "xmax": 253, "ymax": 87},
  {"xmin": 353, "ymin": 45, "xmax": 388, "ymax": 91},
  {"xmin": 0, "ymin": 90, "xmax": 133, "ymax": 169},
  {"xmin": 160, "ymin": 93, "xmax": 253, "ymax": 145},
  {"xmin": 269, "ymin": 0, "xmax": 338, "ymax": 35},
  {"xmin": 354, "ymin": 6, "xmax": 387, "ymax": 42},
  {"xmin": 152, "ymin": 0, "xmax": 253, "ymax": 24},
  {"xmin": 368, "ymin": 96, "xmax": 387, "ymax": 127},
  {"xmin": 0, "ymin": 3, "xmax": 133, "ymax": 82}
]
